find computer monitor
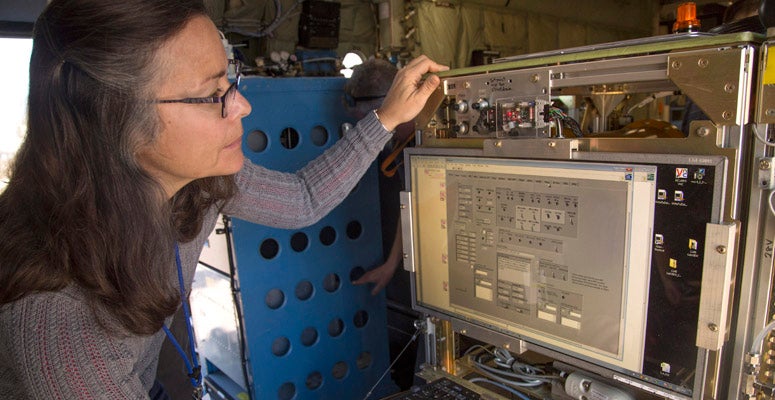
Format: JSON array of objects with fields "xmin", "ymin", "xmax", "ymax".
[{"xmin": 404, "ymin": 149, "xmax": 726, "ymax": 397}]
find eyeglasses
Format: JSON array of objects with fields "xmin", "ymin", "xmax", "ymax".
[{"xmin": 155, "ymin": 59, "xmax": 242, "ymax": 118}]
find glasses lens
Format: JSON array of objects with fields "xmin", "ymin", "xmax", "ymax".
[{"xmin": 222, "ymin": 66, "xmax": 241, "ymax": 118}]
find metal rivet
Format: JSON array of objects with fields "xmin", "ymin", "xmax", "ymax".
[{"xmin": 548, "ymin": 141, "xmax": 556, "ymax": 148}]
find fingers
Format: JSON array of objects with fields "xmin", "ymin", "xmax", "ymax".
[
  {"xmin": 352, "ymin": 269, "xmax": 378, "ymax": 286},
  {"xmin": 352, "ymin": 274, "xmax": 371, "ymax": 286},
  {"xmin": 352, "ymin": 266, "xmax": 393, "ymax": 295},
  {"xmin": 402, "ymin": 55, "xmax": 449, "ymax": 75},
  {"xmin": 375, "ymin": 55, "xmax": 449, "ymax": 131},
  {"xmin": 417, "ymin": 74, "xmax": 441, "ymax": 99},
  {"xmin": 370, "ymin": 282, "xmax": 387, "ymax": 296}
]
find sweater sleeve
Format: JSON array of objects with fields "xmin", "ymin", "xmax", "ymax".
[
  {"xmin": 224, "ymin": 109, "xmax": 392, "ymax": 229},
  {"xmin": 1, "ymin": 290, "xmax": 149, "ymax": 400}
]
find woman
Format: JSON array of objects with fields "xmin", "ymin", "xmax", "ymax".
[{"xmin": 0, "ymin": 0, "xmax": 447, "ymax": 398}]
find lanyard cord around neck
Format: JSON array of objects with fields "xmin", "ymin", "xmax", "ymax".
[{"xmin": 162, "ymin": 243, "xmax": 202, "ymax": 389}]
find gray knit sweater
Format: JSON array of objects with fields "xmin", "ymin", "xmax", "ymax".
[{"xmin": 0, "ymin": 112, "xmax": 391, "ymax": 399}]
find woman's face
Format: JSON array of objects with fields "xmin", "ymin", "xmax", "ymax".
[{"xmin": 138, "ymin": 15, "xmax": 251, "ymax": 197}]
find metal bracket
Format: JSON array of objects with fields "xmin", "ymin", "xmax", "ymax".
[
  {"xmin": 483, "ymin": 138, "xmax": 578, "ymax": 159},
  {"xmin": 423, "ymin": 317, "xmax": 437, "ymax": 367},
  {"xmin": 400, "ymin": 190, "xmax": 415, "ymax": 272},
  {"xmin": 667, "ymin": 47, "xmax": 750, "ymax": 126},
  {"xmin": 756, "ymin": 41, "xmax": 775, "ymax": 124},
  {"xmin": 757, "ymin": 157, "xmax": 775, "ymax": 189},
  {"xmin": 696, "ymin": 222, "xmax": 737, "ymax": 350}
]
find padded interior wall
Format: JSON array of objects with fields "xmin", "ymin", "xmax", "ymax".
[
  {"xmin": 414, "ymin": 2, "xmax": 654, "ymax": 68},
  {"xmin": 207, "ymin": 0, "xmax": 656, "ymax": 69}
]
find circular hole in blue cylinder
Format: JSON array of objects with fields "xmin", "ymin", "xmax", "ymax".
[
  {"xmin": 306, "ymin": 371, "xmax": 323, "ymax": 390},
  {"xmin": 323, "ymin": 273, "xmax": 341, "ymax": 293},
  {"xmin": 356, "ymin": 352, "xmax": 373, "ymax": 370},
  {"xmin": 300, "ymin": 327, "xmax": 319, "ymax": 346},
  {"xmin": 310, "ymin": 125, "xmax": 329, "ymax": 146},
  {"xmin": 247, "ymin": 130, "xmax": 267, "ymax": 153},
  {"xmin": 331, "ymin": 361, "xmax": 349, "ymax": 380},
  {"xmin": 290, "ymin": 232, "xmax": 309, "ymax": 252},
  {"xmin": 271, "ymin": 336, "xmax": 290, "ymax": 357},
  {"xmin": 295, "ymin": 280, "xmax": 313, "ymax": 301},
  {"xmin": 265, "ymin": 288, "xmax": 285, "ymax": 310},
  {"xmin": 349, "ymin": 266, "xmax": 365, "ymax": 283},
  {"xmin": 280, "ymin": 127, "xmax": 300, "ymax": 149},
  {"xmin": 319, "ymin": 226, "xmax": 336, "ymax": 246},
  {"xmin": 327, "ymin": 317, "xmax": 344, "ymax": 337},
  {"xmin": 353, "ymin": 310, "xmax": 369, "ymax": 328},
  {"xmin": 260, "ymin": 238, "xmax": 279, "ymax": 260},
  {"xmin": 346, "ymin": 220, "xmax": 362, "ymax": 240},
  {"xmin": 277, "ymin": 382, "xmax": 296, "ymax": 400}
]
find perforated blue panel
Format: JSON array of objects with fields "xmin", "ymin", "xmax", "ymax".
[{"xmin": 227, "ymin": 77, "xmax": 392, "ymax": 400}]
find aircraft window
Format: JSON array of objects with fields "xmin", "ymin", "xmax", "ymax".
[{"xmin": 0, "ymin": 37, "xmax": 32, "ymax": 192}]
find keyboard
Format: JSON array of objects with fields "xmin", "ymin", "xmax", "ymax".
[{"xmin": 393, "ymin": 377, "xmax": 481, "ymax": 400}]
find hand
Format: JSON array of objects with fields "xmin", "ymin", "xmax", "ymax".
[
  {"xmin": 375, "ymin": 55, "xmax": 449, "ymax": 132},
  {"xmin": 353, "ymin": 258, "xmax": 401, "ymax": 296}
]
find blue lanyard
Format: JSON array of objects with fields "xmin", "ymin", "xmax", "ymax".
[{"xmin": 162, "ymin": 243, "xmax": 202, "ymax": 393}]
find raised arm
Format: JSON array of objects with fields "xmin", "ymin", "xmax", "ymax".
[{"xmin": 226, "ymin": 56, "xmax": 448, "ymax": 228}]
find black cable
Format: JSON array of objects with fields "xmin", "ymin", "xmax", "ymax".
[
  {"xmin": 222, "ymin": 214, "xmax": 253, "ymax": 397},
  {"xmin": 562, "ymin": 116, "xmax": 584, "ymax": 137},
  {"xmin": 363, "ymin": 326, "xmax": 423, "ymax": 400}
]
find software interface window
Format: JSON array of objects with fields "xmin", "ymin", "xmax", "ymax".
[{"xmin": 408, "ymin": 155, "xmax": 657, "ymax": 372}]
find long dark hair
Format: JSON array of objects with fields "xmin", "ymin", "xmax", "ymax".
[{"xmin": 0, "ymin": 0, "xmax": 236, "ymax": 335}]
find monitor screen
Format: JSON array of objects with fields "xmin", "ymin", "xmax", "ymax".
[{"xmin": 404, "ymin": 150, "xmax": 725, "ymax": 397}]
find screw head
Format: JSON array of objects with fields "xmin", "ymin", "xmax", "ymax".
[
  {"xmin": 698, "ymin": 58, "xmax": 709, "ymax": 68},
  {"xmin": 696, "ymin": 126, "xmax": 710, "ymax": 137},
  {"xmin": 708, "ymin": 323, "xmax": 719, "ymax": 332},
  {"xmin": 671, "ymin": 60, "xmax": 682, "ymax": 69},
  {"xmin": 716, "ymin": 245, "xmax": 727, "ymax": 254}
]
